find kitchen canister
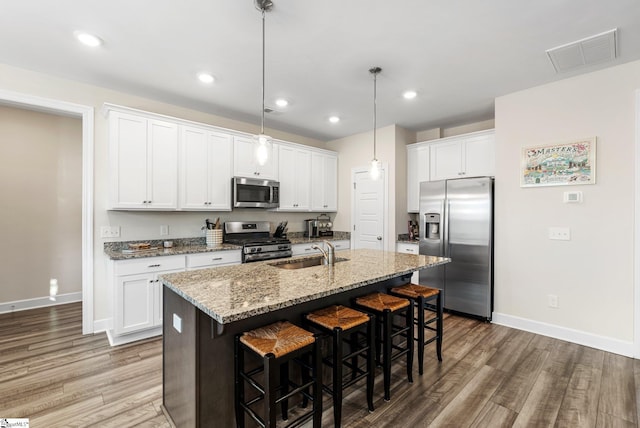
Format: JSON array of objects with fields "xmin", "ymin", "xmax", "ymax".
[{"xmin": 206, "ymin": 229, "xmax": 223, "ymax": 247}]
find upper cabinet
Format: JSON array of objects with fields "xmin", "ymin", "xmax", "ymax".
[
  {"xmin": 277, "ymin": 144, "xmax": 311, "ymax": 211},
  {"xmin": 406, "ymin": 144, "xmax": 430, "ymax": 213},
  {"xmin": 179, "ymin": 126, "xmax": 233, "ymax": 211},
  {"xmin": 429, "ymin": 130, "xmax": 495, "ymax": 181},
  {"xmin": 233, "ymin": 136, "xmax": 278, "ymax": 180},
  {"xmin": 406, "ymin": 129, "xmax": 494, "ymax": 213},
  {"xmin": 108, "ymin": 110, "xmax": 178, "ymax": 210},
  {"xmin": 310, "ymin": 152, "xmax": 338, "ymax": 212}
]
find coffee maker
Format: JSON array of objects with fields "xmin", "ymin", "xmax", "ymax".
[{"xmin": 304, "ymin": 214, "xmax": 333, "ymax": 238}]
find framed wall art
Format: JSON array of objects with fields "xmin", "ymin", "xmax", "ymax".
[{"xmin": 521, "ymin": 137, "xmax": 596, "ymax": 187}]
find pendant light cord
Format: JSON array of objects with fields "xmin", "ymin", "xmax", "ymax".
[
  {"xmin": 261, "ymin": 8, "xmax": 266, "ymax": 135},
  {"xmin": 370, "ymin": 67, "xmax": 381, "ymax": 161}
]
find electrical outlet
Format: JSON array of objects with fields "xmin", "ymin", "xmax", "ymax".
[
  {"xmin": 160, "ymin": 225, "xmax": 169, "ymax": 236},
  {"xmin": 548, "ymin": 227, "xmax": 570, "ymax": 240},
  {"xmin": 100, "ymin": 226, "xmax": 120, "ymax": 238},
  {"xmin": 548, "ymin": 294, "xmax": 558, "ymax": 308}
]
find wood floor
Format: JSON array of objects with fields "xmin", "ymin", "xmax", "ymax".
[{"xmin": 0, "ymin": 302, "xmax": 638, "ymax": 428}]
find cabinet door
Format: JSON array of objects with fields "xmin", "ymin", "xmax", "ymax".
[
  {"xmin": 464, "ymin": 133, "xmax": 495, "ymax": 177},
  {"xmin": 396, "ymin": 243, "xmax": 420, "ymax": 283},
  {"xmin": 208, "ymin": 131, "xmax": 233, "ymax": 210},
  {"xmin": 180, "ymin": 126, "xmax": 210, "ymax": 209},
  {"xmin": 147, "ymin": 119, "xmax": 178, "ymax": 209},
  {"xmin": 310, "ymin": 152, "xmax": 338, "ymax": 212},
  {"xmin": 109, "ymin": 112, "xmax": 148, "ymax": 209},
  {"xmin": 407, "ymin": 145, "xmax": 430, "ymax": 212},
  {"xmin": 115, "ymin": 272, "xmax": 155, "ymax": 334},
  {"xmin": 152, "ymin": 268, "xmax": 183, "ymax": 327},
  {"xmin": 278, "ymin": 145, "xmax": 311, "ymax": 211},
  {"xmin": 430, "ymin": 140, "xmax": 463, "ymax": 181},
  {"xmin": 233, "ymin": 136, "xmax": 277, "ymax": 180}
]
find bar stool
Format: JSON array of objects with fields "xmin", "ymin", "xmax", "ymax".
[
  {"xmin": 389, "ymin": 283, "xmax": 443, "ymax": 375},
  {"xmin": 234, "ymin": 320, "xmax": 322, "ymax": 428},
  {"xmin": 304, "ymin": 305, "xmax": 375, "ymax": 428},
  {"xmin": 353, "ymin": 292, "xmax": 413, "ymax": 401}
]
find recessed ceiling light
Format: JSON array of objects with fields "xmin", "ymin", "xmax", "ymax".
[
  {"xmin": 74, "ymin": 31, "xmax": 102, "ymax": 47},
  {"xmin": 328, "ymin": 116, "xmax": 340, "ymax": 124},
  {"xmin": 275, "ymin": 98, "xmax": 288, "ymax": 107},
  {"xmin": 198, "ymin": 73, "xmax": 215, "ymax": 84},
  {"xmin": 403, "ymin": 90, "xmax": 417, "ymax": 100}
]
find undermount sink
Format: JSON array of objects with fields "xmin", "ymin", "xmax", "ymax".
[{"xmin": 270, "ymin": 256, "xmax": 348, "ymax": 270}]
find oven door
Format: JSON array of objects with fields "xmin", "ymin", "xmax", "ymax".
[{"xmin": 233, "ymin": 177, "xmax": 279, "ymax": 208}]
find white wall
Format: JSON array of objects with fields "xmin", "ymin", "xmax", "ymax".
[
  {"xmin": 0, "ymin": 63, "xmax": 325, "ymax": 322},
  {"xmin": 494, "ymin": 59, "xmax": 640, "ymax": 351}
]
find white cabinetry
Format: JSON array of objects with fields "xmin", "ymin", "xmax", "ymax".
[
  {"xmin": 291, "ymin": 243, "xmax": 322, "ymax": 256},
  {"xmin": 396, "ymin": 242, "xmax": 420, "ymax": 283},
  {"xmin": 310, "ymin": 152, "xmax": 338, "ymax": 212},
  {"xmin": 108, "ymin": 110, "xmax": 178, "ymax": 210},
  {"xmin": 278, "ymin": 144, "xmax": 311, "ymax": 211},
  {"xmin": 429, "ymin": 130, "xmax": 495, "ymax": 181},
  {"xmin": 331, "ymin": 240, "xmax": 350, "ymax": 251},
  {"xmin": 406, "ymin": 144, "xmax": 430, "ymax": 213},
  {"xmin": 179, "ymin": 126, "xmax": 232, "ymax": 211},
  {"xmin": 186, "ymin": 250, "xmax": 242, "ymax": 270},
  {"xmin": 112, "ymin": 255, "xmax": 185, "ymax": 341},
  {"xmin": 233, "ymin": 136, "xmax": 278, "ymax": 180}
]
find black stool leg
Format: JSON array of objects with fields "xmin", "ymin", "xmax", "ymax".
[
  {"xmin": 382, "ymin": 309, "xmax": 392, "ymax": 402},
  {"xmin": 234, "ymin": 336, "xmax": 245, "ymax": 428},
  {"xmin": 349, "ymin": 331, "xmax": 359, "ymax": 381},
  {"xmin": 280, "ymin": 361, "xmax": 289, "ymax": 421},
  {"xmin": 264, "ymin": 354, "xmax": 277, "ymax": 428},
  {"xmin": 417, "ymin": 296, "xmax": 425, "ymax": 375},
  {"xmin": 333, "ymin": 327, "xmax": 344, "ymax": 428},
  {"xmin": 436, "ymin": 292, "xmax": 443, "ymax": 362},
  {"xmin": 406, "ymin": 305, "xmax": 414, "ymax": 384},
  {"xmin": 366, "ymin": 316, "xmax": 375, "ymax": 412},
  {"xmin": 313, "ymin": 336, "xmax": 323, "ymax": 428}
]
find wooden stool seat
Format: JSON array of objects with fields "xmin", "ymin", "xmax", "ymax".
[
  {"xmin": 355, "ymin": 292, "xmax": 410, "ymax": 312},
  {"xmin": 240, "ymin": 320, "xmax": 315, "ymax": 358},
  {"xmin": 391, "ymin": 283, "xmax": 439, "ymax": 300},
  {"xmin": 306, "ymin": 305, "xmax": 370, "ymax": 331}
]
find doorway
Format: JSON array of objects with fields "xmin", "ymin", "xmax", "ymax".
[
  {"xmin": 0, "ymin": 89, "xmax": 94, "ymax": 334},
  {"xmin": 351, "ymin": 166, "xmax": 388, "ymax": 250}
]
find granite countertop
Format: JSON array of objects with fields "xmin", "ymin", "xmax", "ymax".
[
  {"xmin": 159, "ymin": 249, "xmax": 450, "ymax": 325},
  {"xmin": 104, "ymin": 233, "xmax": 351, "ymax": 260}
]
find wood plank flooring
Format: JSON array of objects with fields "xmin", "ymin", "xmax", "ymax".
[{"xmin": 0, "ymin": 302, "xmax": 637, "ymax": 427}]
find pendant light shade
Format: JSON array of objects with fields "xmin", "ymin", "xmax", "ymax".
[
  {"xmin": 254, "ymin": 0, "xmax": 273, "ymax": 166},
  {"xmin": 369, "ymin": 67, "xmax": 382, "ymax": 180}
]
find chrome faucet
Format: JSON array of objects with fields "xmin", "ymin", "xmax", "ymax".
[{"xmin": 312, "ymin": 241, "xmax": 335, "ymax": 265}]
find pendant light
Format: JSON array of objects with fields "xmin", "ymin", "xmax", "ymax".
[
  {"xmin": 369, "ymin": 66, "xmax": 382, "ymax": 180},
  {"xmin": 254, "ymin": 0, "xmax": 274, "ymax": 166}
]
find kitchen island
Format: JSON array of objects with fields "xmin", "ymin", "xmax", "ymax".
[{"xmin": 160, "ymin": 248, "xmax": 450, "ymax": 427}]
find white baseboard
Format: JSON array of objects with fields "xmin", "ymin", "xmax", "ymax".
[
  {"xmin": 0, "ymin": 292, "xmax": 82, "ymax": 314},
  {"xmin": 106, "ymin": 327, "xmax": 162, "ymax": 347},
  {"xmin": 492, "ymin": 312, "xmax": 634, "ymax": 357},
  {"xmin": 93, "ymin": 318, "xmax": 111, "ymax": 333}
]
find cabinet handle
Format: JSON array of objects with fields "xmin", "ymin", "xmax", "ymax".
[
  {"xmin": 305, "ymin": 248, "xmax": 312, "ymax": 251},
  {"xmin": 406, "ymin": 248, "xmax": 415, "ymax": 253},
  {"xmin": 212, "ymin": 257, "xmax": 223, "ymax": 261},
  {"xmin": 148, "ymin": 264, "xmax": 161, "ymax": 268}
]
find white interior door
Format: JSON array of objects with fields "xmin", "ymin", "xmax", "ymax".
[{"xmin": 353, "ymin": 169, "xmax": 385, "ymax": 250}]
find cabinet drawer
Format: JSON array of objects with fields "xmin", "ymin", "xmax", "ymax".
[
  {"xmin": 332, "ymin": 240, "xmax": 350, "ymax": 251},
  {"xmin": 115, "ymin": 255, "xmax": 186, "ymax": 276},
  {"xmin": 187, "ymin": 250, "xmax": 242, "ymax": 269},
  {"xmin": 291, "ymin": 243, "xmax": 322, "ymax": 257},
  {"xmin": 396, "ymin": 243, "xmax": 419, "ymax": 254}
]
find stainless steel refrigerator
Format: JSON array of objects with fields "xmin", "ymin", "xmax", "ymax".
[{"xmin": 419, "ymin": 177, "xmax": 493, "ymax": 320}]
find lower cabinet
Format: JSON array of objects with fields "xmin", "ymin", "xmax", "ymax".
[
  {"xmin": 396, "ymin": 242, "xmax": 420, "ymax": 283},
  {"xmin": 291, "ymin": 239, "xmax": 350, "ymax": 256},
  {"xmin": 108, "ymin": 251, "xmax": 241, "ymax": 346}
]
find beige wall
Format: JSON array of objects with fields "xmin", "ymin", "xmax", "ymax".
[
  {"xmin": 0, "ymin": 105, "xmax": 82, "ymax": 302},
  {"xmin": 494, "ymin": 59, "xmax": 640, "ymax": 342},
  {"xmin": 0, "ymin": 63, "xmax": 325, "ymax": 321}
]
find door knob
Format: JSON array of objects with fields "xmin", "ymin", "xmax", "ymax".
[{"xmin": 377, "ymin": 236, "xmax": 382, "ymax": 240}]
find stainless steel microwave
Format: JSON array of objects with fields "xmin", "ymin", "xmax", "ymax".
[{"xmin": 232, "ymin": 177, "xmax": 280, "ymax": 208}]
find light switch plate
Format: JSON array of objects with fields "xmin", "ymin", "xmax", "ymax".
[
  {"xmin": 100, "ymin": 226, "xmax": 120, "ymax": 238},
  {"xmin": 549, "ymin": 227, "xmax": 571, "ymax": 240},
  {"xmin": 173, "ymin": 313, "xmax": 182, "ymax": 333},
  {"xmin": 160, "ymin": 225, "xmax": 169, "ymax": 236}
]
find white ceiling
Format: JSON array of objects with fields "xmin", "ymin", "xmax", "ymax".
[{"xmin": 2, "ymin": 0, "xmax": 640, "ymax": 141}]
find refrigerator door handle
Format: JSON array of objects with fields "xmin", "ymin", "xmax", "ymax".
[{"xmin": 443, "ymin": 199, "xmax": 450, "ymax": 257}]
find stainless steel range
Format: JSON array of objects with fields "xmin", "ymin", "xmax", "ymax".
[{"xmin": 224, "ymin": 221, "xmax": 292, "ymax": 263}]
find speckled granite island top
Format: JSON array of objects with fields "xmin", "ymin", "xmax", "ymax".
[{"xmin": 159, "ymin": 249, "xmax": 450, "ymax": 325}]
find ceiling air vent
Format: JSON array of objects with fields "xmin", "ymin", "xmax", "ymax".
[{"xmin": 546, "ymin": 28, "xmax": 617, "ymax": 73}]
